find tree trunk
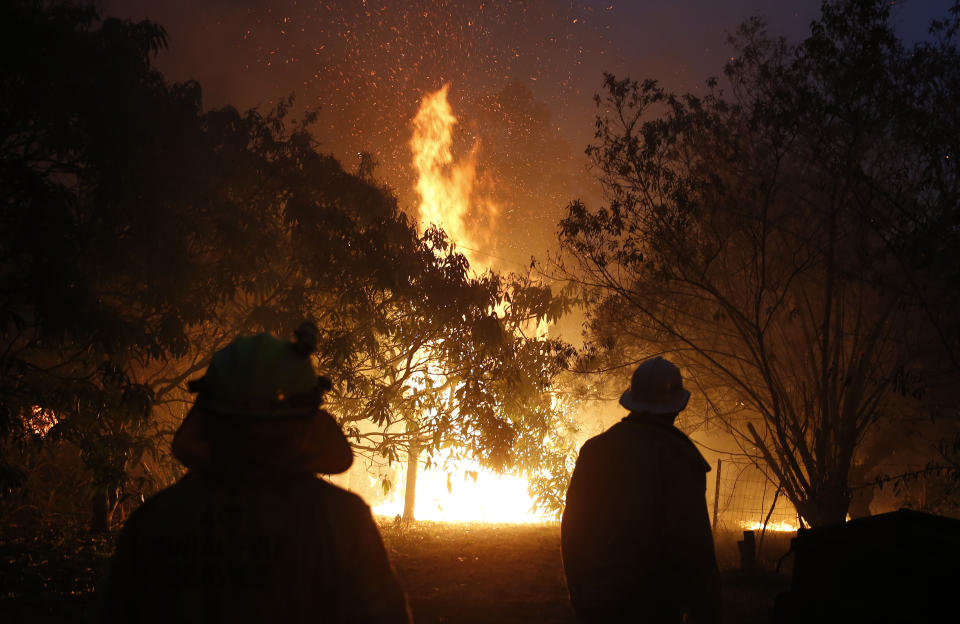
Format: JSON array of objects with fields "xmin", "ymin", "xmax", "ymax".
[
  {"xmin": 799, "ymin": 484, "xmax": 850, "ymax": 527},
  {"xmin": 848, "ymin": 486, "xmax": 873, "ymax": 519},
  {"xmin": 403, "ymin": 440, "xmax": 419, "ymax": 523}
]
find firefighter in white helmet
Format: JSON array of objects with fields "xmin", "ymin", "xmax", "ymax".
[{"xmin": 561, "ymin": 356, "xmax": 721, "ymax": 623}]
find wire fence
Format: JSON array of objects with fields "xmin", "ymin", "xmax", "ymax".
[{"xmin": 710, "ymin": 457, "xmax": 800, "ymax": 533}]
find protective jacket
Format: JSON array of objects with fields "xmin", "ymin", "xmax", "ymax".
[
  {"xmin": 101, "ymin": 409, "xmax": 411, "ymax": 624},
  {"xmin": 561, "ymin": 414, "xmax": 720, "ymax": 623}
]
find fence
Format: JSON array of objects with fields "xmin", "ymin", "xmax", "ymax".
[{"xmin": 710, "ymin": 457, "xmax": 800, "ymax": 533}]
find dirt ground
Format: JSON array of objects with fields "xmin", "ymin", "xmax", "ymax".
[
  {"xmin": 383, "ymin": 522, "xmax": 576, "ymax": 623},
  {"xmin": 1, "ymin": 520, "xmax": 792, "ymax": 623},
  {"xmin": 381, "ymin": 521, "xmax": 792, "ymax": 624}
]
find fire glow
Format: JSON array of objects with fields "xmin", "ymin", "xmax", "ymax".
[
  {"xmin": 372, "ymin": 458, "xmax": 553, "ymax": 524},
  {"xmin": 738, "ymin": 520, "xmax": 799, "ymax": 533},
  {"xmin": 366, "ymin": 85, "xmax": 544, "ymax": 524},
  {"xmin": 410, "ymin": 83, "xmax": 498, "ymax": 269}
]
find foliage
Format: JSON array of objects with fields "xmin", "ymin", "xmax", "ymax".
[
  {"xmin": 1, "ymin": 0, "xmax": 345, "ymax": 528},
  {"xmin": 1, "ymin": 0, "xmax": 206, "ymax": 529},
  {"xmin": 1, "ymin": 1, "xmax": 576, "ymax": 527},
  {"xmin": 321, "ymin": 221, "xmax": 575, "ymax": 518},
  {"xmin": 557, "ymin": 0, "xmax": 960, "ymax": 526},
  {"xmin": 0, "ymin": 523, "xmax": 116, "ymax": 621}
]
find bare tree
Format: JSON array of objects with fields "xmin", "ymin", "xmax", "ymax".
[{"xmin": 557, "ymin": 0, "xmax": 958, "ymax": 526}]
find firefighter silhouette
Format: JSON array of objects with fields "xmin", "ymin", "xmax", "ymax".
[
  {"xmin": 562, "ymin": 357, "xmax": 721, "ymax": 623},
  {"xmin": 102, "ymin": 323, "xmax": 411, "ymax": 623}
]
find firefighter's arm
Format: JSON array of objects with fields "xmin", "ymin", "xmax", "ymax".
[{"xmin": 560, "ymin": 439, "xmax": 596, "ymax": 583}]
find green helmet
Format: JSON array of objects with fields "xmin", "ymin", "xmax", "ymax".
[{"xmin": 188, "ymin": 323, "xmax": 331, "ymax": 417}]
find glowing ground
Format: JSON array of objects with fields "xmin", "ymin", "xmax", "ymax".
[
  {"xmin": 0, "ymin": 521, "xmax": 790, "ymax": 623},
  {"xmin": 380, "ymin": 521, "xmax": 791, "ymax": 624}
]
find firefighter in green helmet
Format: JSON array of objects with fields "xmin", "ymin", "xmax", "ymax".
[{"xmin": 102, "ymin": 324, "xmax": 411, "ymax": 624}]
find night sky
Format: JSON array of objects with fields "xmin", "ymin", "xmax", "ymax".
[{"xmin": 99, "ymin": 0, "xmax": 953, "ymax": 271}]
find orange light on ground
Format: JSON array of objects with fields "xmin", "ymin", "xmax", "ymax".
[
  {"xmin": 738, "ymin": 520, "xmax": 799, "ymax": 533},
  {"xmin": 372, "ymin": 458, "xmax": 553, "ymax": 524}
]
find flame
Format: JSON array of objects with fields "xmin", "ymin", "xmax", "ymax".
[
  {"xmin": 372, "ymin": 457, "xmax": 553, "ymax": 524},
  {"xmin": 738, "ymin": 520, "xmax": 799, "ymax": 533},
  {"xmin": 410, "ymin": 84, "xmax": 498, "ymax": 270},
  {"xmin": 28, "ymin": 405, "xmax": 57, "ymax": 437},
  {"xmin": 369, "ymin": 86, "xmax": 545, "ymax": 524}
]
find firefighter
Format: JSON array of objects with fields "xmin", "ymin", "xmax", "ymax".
[
  {"xmin": 101, "ymin": 324, "xmax": 411, "ymax": 624},
  {"xmin": 561, "ymin": 356, "xmax": 721, "ymax": 623}
]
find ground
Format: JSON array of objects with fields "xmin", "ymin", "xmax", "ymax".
[
  {"xmin": 383, "ymin": 522, "xmax": 575, "ymax": 623},
  {"xmin": 0, "ymin": 520, "xmax": 792, "ymax": 623},
  {"xmin": 381, "ymin": 521, "xmax": 791, "ymax": 624}
]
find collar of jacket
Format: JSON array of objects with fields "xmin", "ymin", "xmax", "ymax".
[
  {"xmin": 172, "ymin": 407, "xmax": 353, "ymax": 476},
  {"xmin": 621, "ymin": 412, "xmax": 712, "ymax": 472}
]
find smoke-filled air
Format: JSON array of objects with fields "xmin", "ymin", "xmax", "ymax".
[{"xmin": 4, "ymin": 1, "xmax": 960, "ymax": 623}]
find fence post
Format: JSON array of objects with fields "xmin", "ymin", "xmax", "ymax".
[
  {"xmin": 738, "ymin": 530, "xmax": 756, "ymax": 573},
  {"xmin": 712, "ymin": 458, "xmax": 722, "ymax": 532}
]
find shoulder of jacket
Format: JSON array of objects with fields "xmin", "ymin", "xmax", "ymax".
[
  {"xmin": 577, "ymin": 423, "xmax": 661, "ymax": 462},
  {"xmin": 576, "ymin": 432, "xmax": 617, "ymax": 459},
  {"xmin": 310, "ymin": 477, "xmax": 373, "ymax": 514},
  {"xmin": 134, "ymin": 475, "xmax": 196, "ymax": 512},
  {"xmin": 605, "ymin": 420, "xmax": 711, "ymax": 472},
  {"xmin": 115, "ymin": 478, "xmax": 193, "ymax": 535}
]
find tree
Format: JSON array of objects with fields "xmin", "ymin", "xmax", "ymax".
[
  {"xmin": 317, "ymin": 223, "xmax": 572, "ymax": 521},
  {"xmin": 0, "ymin": 0, "xmax": 250, "ymax": 529},
  {"xmin": 2, "ymin": 1, "xmax": 577, "ymax": 528},
  {"xmin": 0, "ymin": 0, "xmax": 385, "ymax": 528},
  {"xmin": 2, "ymin": 0, "xmax": 396, "ymax": 529},
  {"xmin": 557, "ymin": 0, "xmax": 960, "ymax": 526}
]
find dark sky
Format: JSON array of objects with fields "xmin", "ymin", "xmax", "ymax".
[{"xmin": 99, "ymin": 0, "xmax": 954, "ymax": 271}]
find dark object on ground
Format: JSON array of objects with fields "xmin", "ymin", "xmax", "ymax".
[
  {"xmin": 737, "ymin": 530, "xmax": 756, "ymax": 573},
  {"xmin": 774, "ymin": 509, "xmax": 960, "ymax": 623}
]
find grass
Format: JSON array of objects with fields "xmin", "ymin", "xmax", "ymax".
[{"xmin": 1, "ymin": 519, "xmax": 793, "ymax": 623}]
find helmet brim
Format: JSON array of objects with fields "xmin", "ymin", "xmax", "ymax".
[{"xmin": 619, "ymin": 387, "xmax": 691, "ymax": 415}]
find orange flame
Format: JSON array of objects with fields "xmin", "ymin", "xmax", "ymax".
[
  {"xmin": 359, "ymin": 86, "xmax": 548, "ymax": 524},
  {"xmin": 410, "ymin": 84, "xmax": 498, "ymax": 271},
  {"xmin": 372, "ymin": 457, "xmax": 553, "ymax": 523},
  {"xmin": 738, "ymin": 520, "xmax": 799, "ymax": 533}
]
